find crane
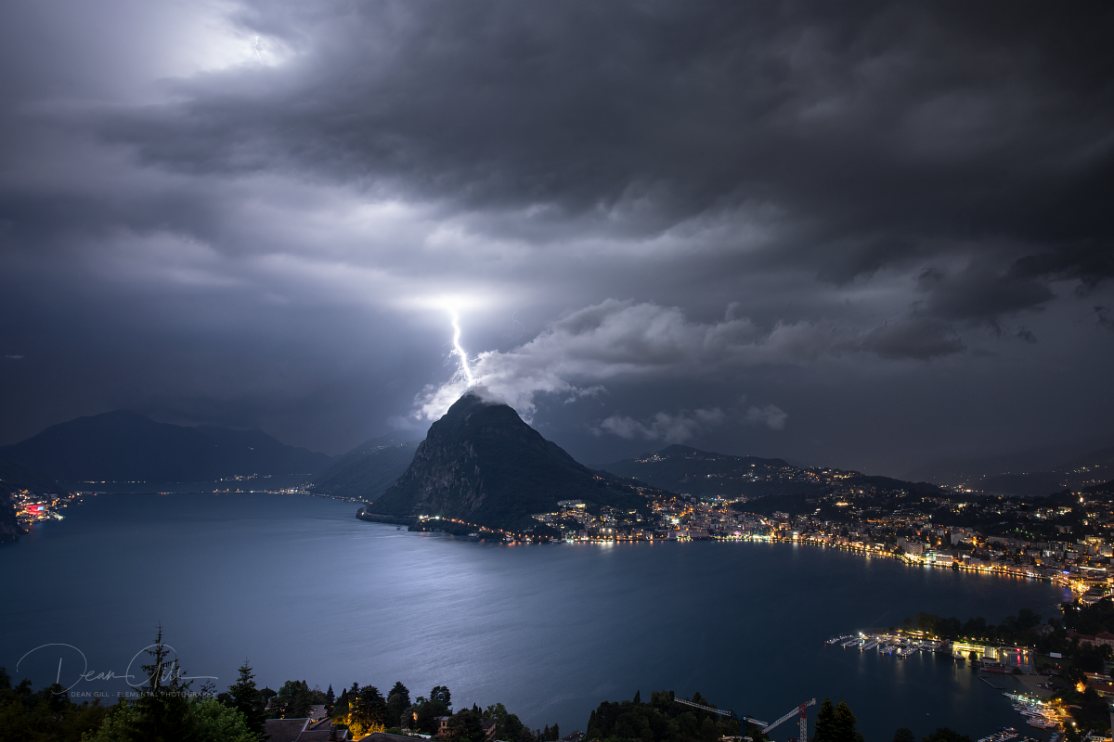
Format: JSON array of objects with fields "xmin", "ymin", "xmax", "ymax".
[{"xmin": 673, "ymin": 697, "xmax": 816, "ymax": 742}]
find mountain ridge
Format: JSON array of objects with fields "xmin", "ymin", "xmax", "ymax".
[
  {"xmin": 366, "ymin": 393, "xmax": 651, "ymax": 530},
  {"xmin": 0, "ymin": 410, "xmax": 332, "ymax": 484},
  {"xmin": 311, "ymin": 432, "xmax": 421, "ymax": 500}
]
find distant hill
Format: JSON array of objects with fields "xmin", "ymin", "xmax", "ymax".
[
  {"xmin": 367, "ymin": 393, "xmax": 650, "ymax": 530},
  {"xmin": 598, "ymin": 443, "xmax": 946, "ymax": 519},
  {"xmin": 903, "ymin": 441, "xmax": 1114, "ymax": 491},
  {"xmin": 0, "ymin": 458, "xmax": 68, "ymax": 542},
  {"xmin": 0, "ymin": 410, "xmax": 332, "ymax": 484},
  {"xmin": 975, "ymin": 445, "xmax": 1114, "ymax": 496},
  {"xmin": 311, "ymin": 433, "xmax": 421, "ymax": 500},
  {"xmin": 0, "ymin": 457, "xmax": 70, "ymax": 496},
  {"xmin": 738, "ymin": 473, "xmax": 946, "ymax": 519},
  {"xmin": 598, "ymin": 444, "xmax": 830, "ymax": 499}
]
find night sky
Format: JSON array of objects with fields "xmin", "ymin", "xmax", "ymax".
[{"xmin": 1, "ymin": 1, "xmax": 1111, "ymax": 476}]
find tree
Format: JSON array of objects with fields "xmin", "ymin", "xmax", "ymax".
[
  {"xmin": 0, "ymin": 674, "xmax": 110, "ymax": 742},
  {"xmin": 188, "ymin": 698, "xmax": 257, "ymax": 742},
  {"xmin": 227, "ymin": 660, "xmax": 265, "ymax": 739},
  {"xmin": 814, "ymin": 698, "xmax": 836, "ymax": 742},
  {"xmin": 126, "ymin": 625, "xmax": 194, "ymax": 742},
  {"xmin": 431, "ymin": 685, "xmax": 452, "ymax": 707},
  {"xmin": 387, "ymin": 681, "xmax": 411, "ymax": 728},
  {"xmin": 484, "ymin": 702, "xmax": 526, "ymax": 741},
  {"xmin": 445, "ymin": 708, "xmax": 485, "ymax": 742},
  {"xmin": 87, "ymin": 697, "xmax": 255, "ymax": 742},
  {"xmin": 894, "ymin": 728, "xmax": 916, "ymax": 742},
  {"xmin": 348, "ymin": 685, "xmax": 388, "ymax": 737},
  {"xmin": 833, "ymin": 700, "xmax": 864, "ymax": 742},
  {"xmin": 274, "ymin": 680, "xmax": 313, "ymax": 719},
  {"xmin": 922, "ymin": 728, "xmax": 974, "ymax": 742},
  {"xmin": 412, "ymin": 690, "xmax": 452, "ymax": 735}
]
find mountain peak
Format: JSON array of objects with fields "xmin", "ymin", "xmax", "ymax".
[{"xmin": 369, "ymin": 393, "xmax": 644, "ymax": 529}]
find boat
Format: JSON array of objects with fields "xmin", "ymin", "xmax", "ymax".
[{"xmin": 862, "ymin": 640, "xmax": 879, "ymax": 651}]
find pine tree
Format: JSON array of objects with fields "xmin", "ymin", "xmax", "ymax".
[
  {"xmin": 387, "ymin": 681, "xmax": 411, "ymax": 727},
  {"xmin": 833, "ymin": 700, "xmax": 863, "ymax": 742},
  {"xmin": 633, "ymin": 690, "xmax": 641, "ymax": 705},
  {"xmin": 126, "ymin": 625, "xmax": 194, "ymax": 742},
  {"xmin": 813, "ymin": 697, "xmax": 835, "ymax": 742},
  {"xmin": 227, "ymin": 660, "xmax": 265, "ymax": 740},
  {"xmin": 332, "ymin": 687, "xmax": 350, "ymax": 721}
]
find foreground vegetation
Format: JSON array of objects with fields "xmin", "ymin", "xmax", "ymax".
[
  {"xmin": 14, "ymin": 602, "xmax": 1114, "ymax": 742},
  {"xmin": 0, "ymin": 626, "xmax": 552, "ymax": 742}
]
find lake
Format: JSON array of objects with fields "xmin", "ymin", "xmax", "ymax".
[{"xmin": 0, "ymin": 493, "xmax": 1069, "ymax": 741}]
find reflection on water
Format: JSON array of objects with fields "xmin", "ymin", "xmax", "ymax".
[{"xmin": 0, "ymin": 493, "xmax": 1067, "ymax": 741}]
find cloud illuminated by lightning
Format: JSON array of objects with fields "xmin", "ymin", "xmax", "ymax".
[{"xmin": 449, "ymin": 310, "xmax": 475, "ymax": 385}]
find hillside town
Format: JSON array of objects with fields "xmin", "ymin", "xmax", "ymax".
[{"xmin": 530, "ymin": 481, "xmax": 1114, "ymax": 600}]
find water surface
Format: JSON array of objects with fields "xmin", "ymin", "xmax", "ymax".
[{"xmin": 0, "ymin": 493, "xmax": 1068, "ymax": 741}]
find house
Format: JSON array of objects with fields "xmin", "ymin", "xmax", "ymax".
[
  {"xmin": 435, "ymin": 714, "xmax": 497, "ymax": 741},
  {"xmin": 263, "ymin": 717, "xmax": 349, "ymax": 742},
  {"xmin": 1071, "ymin": 632, "xmax": 1114, "ymax": 649}
]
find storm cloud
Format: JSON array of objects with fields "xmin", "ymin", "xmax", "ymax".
[{"xmin": 1, "ymin": 0, "xmax": 1111, "ymax": 474}]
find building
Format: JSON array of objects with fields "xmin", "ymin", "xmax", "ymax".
[
  {"xmin": 436, "ymin": 715, "xmax": 497, "ymax": 741},
  {"xmin": 263, "ymin": 718, "xmax": 350, "ymax": 742}
]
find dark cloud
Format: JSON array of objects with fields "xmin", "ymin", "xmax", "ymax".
[
  {"xmin": 1097, "ymin": 307, "xmax": 1114, "ymax": 333},
  {"xmin": 860, "ymin": 318, "xmax": 965, "ymax": 361},
  {"xmin": 1010, "ymin": 243, "xmax": 1114, "ymax": 292},
  {"xmin": 921, "ymin": 262, "xmax": 1054, "ymax": 324},
  {"xmin": 0, "ymin": 0, "xmax": 1112, "ymax": 472}
]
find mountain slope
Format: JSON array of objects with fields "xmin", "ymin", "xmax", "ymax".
[
  {"xmin": 976, "ymin": 444, "xmax": 1114, "ymax": 496},
  {"xmin": 598, "ymin": 444, "xmax": 828, "ymax": 499},
  {"xmin": 368, "ymin": 393, "xmax": 647, "ymax": 529},
  {"xmin": 311, "ymin": 433, "xmax": 420, "ymax": 500},
  {"xmin": 0, "ymin": 411, "xmax": 332, "ymax": 483}
]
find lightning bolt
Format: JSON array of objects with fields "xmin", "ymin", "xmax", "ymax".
[{"xmin": 450, "ymin": 310, "xmax": 476, "ymax": 385}]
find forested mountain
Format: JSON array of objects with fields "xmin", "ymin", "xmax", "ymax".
[
  {"xmin": 367, "ymin": 393, "xmax": 649, "ymax": 530},
  {"xmin": 311, "ymin": 433, "xmax": 420, "ymax": 500},
  {"xmin": 598, "ymin": 444, "xmax": 827, "ymax": 499},
  {"xmin": 0, "ymin": 411, "xmax": 332, "ymax": 483},
  {"xmin": 975, "ymin": 445, "xmax": 1114, "ymax": 496}
]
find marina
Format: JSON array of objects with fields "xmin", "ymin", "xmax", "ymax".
[
  {"xmin": 825, "ymin": 634, "xmax": 1076, "ymax": 737},
  {"xmin": 826, "ymin": 633, "xmax": 951, "ymax": 660}
]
